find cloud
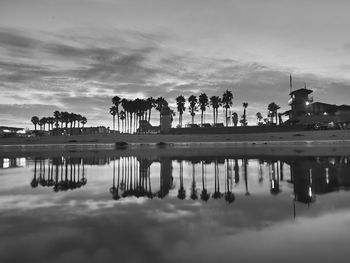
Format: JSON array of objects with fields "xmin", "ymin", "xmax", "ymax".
[{"xmin": 1, "ymin": 27, "xmax": 350, "ymax": 128}]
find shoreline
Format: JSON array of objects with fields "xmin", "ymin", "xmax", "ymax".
[{"xmin": 1, "ymin": 129, "xmax": 350, "ymax": 146}]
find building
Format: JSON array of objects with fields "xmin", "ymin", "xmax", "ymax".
[{"xmin": 282, "ymin": 87, "xmax": 350, "ymax": 127}]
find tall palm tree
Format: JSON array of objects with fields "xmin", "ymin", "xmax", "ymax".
[
  {"xmin": 53, "ymin": 111, "xmax": 61, "ymax": 128},
  {"xmin": 110, "ymin": 106, "xmax": 118, "ymax": 132},
  {"xmin": 112, "ymin": 96, "xmax": 121, "ymax": 131},
  {"xmin": 242, "ymin": 102, "xmax": 248, "ymax": 126},
  {"xmin": 40, "ymin": 117, "xmax": 47, "ymax": 131},
  {"xmin": 146, "ymin": 97, "xmax": 154, "ymax": 123},
  {"xmin": 119, "ymin": 110, "xmax": 126, "ymax": 133},
  {"xmin": 222, "ymin": 90, "xmax": 233, "ymax": 127},
  {"xmin": 81, "ymin": 116, "xmax": 87, "ymax": 128},
  {"xmin": 176, "ymin": 95, "xmax": 186, "ymax": 127},
  {"xmin": 188, "ymin": 95, "xmax": 198, "ymax": 124},
  {"xmin": 267, "ymin": 102, "xmax": 281, "ymax": 124},
  {"xmin": 210, "ymin": 96, "xmax": 221, "ymax": 124},
  {"xmin": 198, "ymin": 93, "xmax": 209, "ymax": 126},
  {"xmin": 256, "ymin": 112, "xmax": 263, "ymax": 125},
  {"xmin": 47, "ymin": 117, "xmax": 55, "ymax": 131},
  {"xmin": 155, "ymin": 97, "xmax": 167, "ymax": 122},
  {"xmin": 31, "ymin": 116, "xmax": 39, "ymax": 131}
]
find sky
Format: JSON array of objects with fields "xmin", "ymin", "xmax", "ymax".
[{"xmin": 1, "ymin": 0, "xmax": 350, "ymax": 129}]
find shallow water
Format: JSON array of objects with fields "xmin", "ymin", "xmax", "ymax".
[{"xmin": 1, "ymin": 149, "xmax": 350, "ymax": 263}]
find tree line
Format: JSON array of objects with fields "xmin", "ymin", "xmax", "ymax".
[
  {"xmin": 109, "ymin": 96, "xmax": 170, "ymax": 133},
  {"xmin": 31, "ymin": 111, "xmax": 87, "ymax": 132},
  {"xmin": 109, "ymin": 91, "xmax": 282, "ymax": 132}
]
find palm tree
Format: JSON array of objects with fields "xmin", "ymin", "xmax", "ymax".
[
  {"xmin": 242, "ymin": 102, "xmax": 248, "ymax": 126},
  {"xmin": 155, "ymin": 97, "xmax": 167, "ymax": 122},
  {"xmin": 222, "ymin": 90, "xmax": 233, "ymax": 127},
  {"xmin": 176, "ymin": 95, "xmax": 186, "ymax": 127},
  {"xmin": 31, "ymin": 116, "xmax": 39, "ymax": 131},
  {"xmin": 119, "ymin": 110, "xmax": 126, "ymax": 133},
  {"xmin": 210, "ymin": 96, "xmax": 221, "ymax": 124},
  {"xmin": 112, "ymin": 96, "xmax": 121, "ymax": 131},
  {"xmin": 47, "ymin": 117, "xmax": 55, "ymax": 131},
  {"xmin": 146, "ymin": 97, "xmax": 154, "ymax": 123},
  {"xmin": 256, "ymin": 112, "xmax": 263, "ymax": 125},
  {"xmin": 188, "ymin": 95, "xmax": 198, "ymax": 124},
  {"xmin": 267, "ymin": 102, "xmax": 281, "ymax": 125},
  {"xmin": 232, "ymin": 112, "xmax": 238, "ymax": 127},
  {"xmin": 53, "ymin": 111, "xmax": 61, "ymax": 128},
  {"xmin": 110, "ymin": 106, "xmax": 118, "ymax": 132},
  {"xmin": 40, "ymin": 117, "xmax": 47, "ymax": 131},
  {"xmin": 198, "ymin": 93, "xmax": 209, "ymax": 126},
  {"xmin": 81, "ymin": 116, "xmax": 87, "ymax": 128}
]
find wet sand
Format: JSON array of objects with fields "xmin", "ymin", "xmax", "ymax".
[{"xmin": 1, "ymin": 130, "xmax": 350, "ymax": 157}]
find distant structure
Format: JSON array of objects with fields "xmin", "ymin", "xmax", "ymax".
[
  {"xmin": 282, "ymin": 77, "xmax": 350, "ymax": 127},
  {"xmin": 160, "ymin": 102, "xmax": 173, "ymax": 133}
]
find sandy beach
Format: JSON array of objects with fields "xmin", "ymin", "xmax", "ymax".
[
  {"xmin": 1, "ymin": 130, "xmax": 350, "ymax": 158},
  {"xmin": 1, "ymin": 129, "xmax": 350, "ymax": 146}
]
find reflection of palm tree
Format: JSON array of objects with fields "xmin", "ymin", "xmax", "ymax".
[
  {"xmin": 269, "ymin": 161, "xmax": 281, "ymax": 195},
  {"xmin": 234, "ymin": 159, "xmax": 239, "ymax": 184},
  {"xmin": 190, "ymin": 163, "xmax": 198, "ymax": 200},
  {"xmin": 110, "ymin": 157, "xmax": 120, "ymax": 200},
  {"xmin": 177, "ymin": 161, "xmax": 186, "ymax": 200},
  {"xmin": 30, "ymin": 158, "xmax": 39, "ymax": 188},
  {"xmin": 200, "ymin": 161, "xmax": 210, "ymax": 201},
  {"xmin": 258, "ymin": 160, "xmax": 264, "ymax": 183},
  {"xmin": 212, "ymin": 160, "xmax": 222, "ymax": 199},
  {"xmin": 243, "ymin": 159, "xmax": 250, "ymax": 196},
  {"xmin": 224, "ymin": 159, "xmax": 235, "ymax": 204}
]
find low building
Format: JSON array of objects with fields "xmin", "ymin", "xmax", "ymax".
[{"xmin": 282, "ymin": 88, "xmax": 350, "ymax": 127}]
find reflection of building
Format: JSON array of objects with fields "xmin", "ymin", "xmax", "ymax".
[
  {"xmin": 0, "ymin": 158, "xmax": 26, "ymax": 169},
  {"xmin": 283, "ymin": 87, "xmax": 350, "ymax": 126},
  {"xmin": 288, "ymin": 157, "xmax": 350, "ymax": 204}
]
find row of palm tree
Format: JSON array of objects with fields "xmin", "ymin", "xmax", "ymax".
[
  {"xmin": 176, "ymin": 90, "xmax": 234, "ymax": 127},
  {"xmin": 31, "ymin": 111, "xmax": 87, "ymax": 132},
  {"xmin": 110, "ymin": 96, "xmax": 168, "ymax": 133},
  {"xmin": 108, "ymin": 93, "xmax": 282, "ymax": 131},
  {"xmin": 255, "ymin": 102, "xmax": 281, "ymax": 125}
]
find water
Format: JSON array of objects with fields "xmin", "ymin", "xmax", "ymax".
[{"xmin": 1, "ymin": 147, "xmax": 350, "ymax": 263}]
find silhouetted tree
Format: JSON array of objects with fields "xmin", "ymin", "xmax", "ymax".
[
  {"xmin": 176, "ymin": 95, "xmax": 186, "ymax": 127},
  {"xmin": 31, "ymin": 116, "xmax": 39, "ymax": 131},
  {"xmin": 222, "ymin": 90, "xmax": 233, "ymax": 127},
  {"xmin": 210, "ymin": 96, "xmax": 221, "ymax": 124},
  {"xmin": 267, "ymin": 102, "xmax": 280, "ymax": 125},
  {"xmin": 198, "ymin": 93, "xmax": 209, "ymax": 126},
  {"xmin": 188, "ymin": 95, "xmax": 198, "ymax": 124},
  {"xmin": 112, "ymin": 96, "xmax": 121, "ymax": 131}
]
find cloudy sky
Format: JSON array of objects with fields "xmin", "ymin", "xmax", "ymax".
[{"xmin": 1, "ymin": 0, "xmax": 350, "ymax": 128}]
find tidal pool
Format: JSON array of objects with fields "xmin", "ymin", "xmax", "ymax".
[{"xmin": 1, "ymin": 147, "xmax": 350, "ymax": 263}]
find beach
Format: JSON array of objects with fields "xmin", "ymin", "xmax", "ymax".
[{"xmin": 1, "ymin": 129, "xmax": 349, "ymax": 146}]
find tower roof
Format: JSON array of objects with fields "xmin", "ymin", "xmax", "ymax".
[{"xmin": 290, "ymin": 88, "xmax": 313, "ymax": 96}]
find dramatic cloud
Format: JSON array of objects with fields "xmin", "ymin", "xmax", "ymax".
[{"xmin": 0, "ymin": 0, "xmax": 349, "ymax": 128}]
